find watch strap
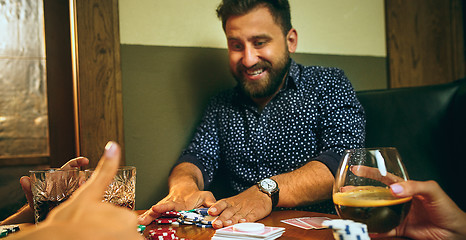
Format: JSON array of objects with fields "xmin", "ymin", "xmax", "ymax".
[{"xmin": 271, "ymin": 189, "xmax": 279, "ymax": 209}]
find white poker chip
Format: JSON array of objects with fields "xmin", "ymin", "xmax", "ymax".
[
  {"xmin": 180, "ymin": 212, "xmax": 202, "ymax": 221},
  {"xmin": 322, "ymin": 220, "xmax": 370, "ymax": 240},
  {"xmin": 200, "ymin": 215, "xmax": 218, "ymax": 224},
  {"xmin": 322, "ymin": 219, "xmax": 354, "ymax": 229},
  {"xmin": 232, "ymin": 223, "xmax": 265, "ymax": 232}
]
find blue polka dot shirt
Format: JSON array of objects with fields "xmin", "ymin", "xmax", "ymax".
[{"xmin": 176, "ymin": 59, "xmax": 365, "ymax": 197}]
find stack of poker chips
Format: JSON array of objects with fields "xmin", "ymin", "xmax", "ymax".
[
  {"xmin": 147, "ymin": 228, "xmax": 180, "ymax": 240},
  {"xmin": 0, "ymin": 225, "xmax": 20, "ymax": 238},
  {"xmin": 322, "ymin": 219, "xmax": 370, "ymax": 240},
  {"xmin": 155, "ymin": 208, "xmax": 216, "ymax": 229}
]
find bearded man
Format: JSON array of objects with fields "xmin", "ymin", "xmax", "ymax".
[{"xmin": 139, "ymin": 0, "xmax": 365, "ymax": 229}]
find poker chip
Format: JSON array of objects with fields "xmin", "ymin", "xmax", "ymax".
[
  {"xmin": 180, "ymin": 212, "xmax": 202, "ymax": 222},
  {"xmin": 148, "ymin": 229, "xmax": 179, "ymax": 240},
  {"xmin": 156, "ymin": 218, "xmax": 178, "ymax": 224},
  {"xmin": 200, "ymin": 215, "xmax": 217, "ymax": 225},
  {"xmin": 0, "ymin": 225, "xmax": 20, "ymax": 238},
  {"xmin": 1, "ymin": 229, "xmax": 8, "ymax": 238},
  {"xmin": 195, "ymin": 222, "xmax": 213, "ymax": 228},
  {"xmin": 0, "ymin": 225, "xmax": 19, "ymax": 234},
  {"xmin": 154, "ymin": 209, "xmax": 218, "ymax": 229},
  {"xmin": 137, "ymin": 224, "xmax": 146, "ymax": 234},
  {"xmin": 161, "ymin": 211, "xmax": 181, "ymax": 218},
  {"xmin": 233, "ymin": 222, "xmax": 265, "ymax": 232},
  {"xmin": 177, "ymin": 219, "xmax": 194, "ymax": 225},
  {"xmin": 194, "ymin": 207, "xmax": 209, "ymax": 216},
  {"xmin": 322, "ymin": 220, "xmax": 370, "ymax": 240}
]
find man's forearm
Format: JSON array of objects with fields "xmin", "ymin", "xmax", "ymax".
[
  {"xmin": 168, "ymin": 162, "xmax": 205, "ymax": 191},
  {"xmin": 273, "ymin": 161, "xmax": 334, "ymax": 208}
]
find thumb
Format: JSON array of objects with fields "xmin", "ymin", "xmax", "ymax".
[
  {"xmin": 390, "ymin": 180, "xmax": 445, "ymax": 202},
  {"xmin": 74, "ymin": 141, "xmax": 121, "ymax": 202}
]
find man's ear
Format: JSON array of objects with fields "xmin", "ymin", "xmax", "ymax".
[{"xmin": 286, "ymin": 28, "xmax": 298, "ymax": 53}]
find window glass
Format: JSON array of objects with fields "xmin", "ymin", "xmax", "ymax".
[{"xmin": 0, "ymin": 0, "xmax": 49, "ymax": 157}]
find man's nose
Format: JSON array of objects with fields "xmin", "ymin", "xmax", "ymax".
[{"xmin": 241, "ymin": 45, "xmax": 259, "ymax": 68}]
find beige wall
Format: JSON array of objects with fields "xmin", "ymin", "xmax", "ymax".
[{"xmin": 119, "ymin": 0, "xmax": 385, "ymax": 56}]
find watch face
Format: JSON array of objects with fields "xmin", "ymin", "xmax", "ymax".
[{"xmin": 260, "ymin": 179, "xmax": 277, "ymax": 191}]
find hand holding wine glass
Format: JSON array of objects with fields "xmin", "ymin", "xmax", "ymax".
[{"xmin": 333, "ymin": 147, "xmax": 411, "ymax": 233}]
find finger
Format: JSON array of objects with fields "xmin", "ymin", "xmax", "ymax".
[
  {"xmin": 209, "ymin": 200, "xmax": 236, "ymax": 228},
  {"xmin": 351, "ymin": 165, "xmax": 403, "ymax": 185},
  {"xmin": 61, "ymin": 157, "xmax": 90, "ymax": 170},
  {"xmin": 201, "ymin": 192, "xmax": 217, "ymax": 207},
  {"xmin": 390, "ymin": 180, "xmax": 447, "ymax": 202},
  {"xmin": 240, "ymin": 208, "xmax": 257, "ymax": 223},
  {"xmin": 137, "ymin": 208, "xmax": 160, "ymax": 225},
  {"xmin": 20, "ymin": 176, "xmax": 34, "ymax": 209},
  {"xmin": 76, "ymin": 141, "xmax": 121, "ymax": 202},
  {"xmin": 152, "ymin": 201, "xmax": 176, "ymax": 213}
]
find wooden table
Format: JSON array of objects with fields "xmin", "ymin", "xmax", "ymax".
[{"xmin": 137, "ymin": 210, "xmax": 405, "ymax": 239}]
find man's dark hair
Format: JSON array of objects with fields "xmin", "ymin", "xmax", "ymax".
[{"xmin": 216, "ymin": 0, "xmax": 292, "ymax": 35}]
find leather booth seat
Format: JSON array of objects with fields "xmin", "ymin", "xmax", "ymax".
[
  {"xmin": 209, "ymin": 79, "xmax": 466, "ymax": 212},
  {"xmin": 357, "ymin": 79, "xmax": 466, "ymax": 210}
]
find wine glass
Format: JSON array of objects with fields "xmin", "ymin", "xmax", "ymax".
[{"xmin": 333, "ymin": 147, "xmax": 412, "ymax": 233}]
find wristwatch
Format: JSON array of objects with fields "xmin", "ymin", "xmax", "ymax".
[{"xmin": 257, "ymin": 178, "xmax": 280, "ymax": 209}]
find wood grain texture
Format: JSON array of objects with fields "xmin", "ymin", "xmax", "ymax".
[
  {"xmin": 72, "ymin": 0, "xmax": 125, "ymax": 167},
  {"xmin": 386, "ymin": 0, "xmax": 465, "ymax": 88}
]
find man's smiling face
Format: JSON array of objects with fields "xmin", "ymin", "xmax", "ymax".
[{"xmin": 225, "ymin": 6, "xmax": 294, "ymax": 99}]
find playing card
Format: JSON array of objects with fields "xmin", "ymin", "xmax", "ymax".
[
  {"xmin": 296, "ymin": 217, "xmax": 332, "ymax": 229},
  {"xmin": 214, "ymin": 225, "xmax": 285, "ymax": 238},
  {"xmin": 280, "ymin": 218, "xmax": 313, "ymax": 229}
]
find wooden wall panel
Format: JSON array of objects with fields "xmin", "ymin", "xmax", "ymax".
[
  {"xmin": 71, "ymin": 0, "xmax": 125, "ymax": 167},
  {"xmin": 43, "ymin": 1, "xmax": 77, "ymax": 167},
  {"xmin": 386, "ymin": 0, "xmax": 465, "ymax": 88}
]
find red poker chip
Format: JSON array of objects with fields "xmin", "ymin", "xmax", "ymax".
[
  {"xmin": 156, "ymin": 218, "xmax": 178, "ymax": 224},
  {"xmin": 148, "ymin": 228, "xmax": 179, "ymax": 240},
  {"xmin": 161, "ymin": 211, "xmax": 181, "ymax": 218},
  {"xmin": 149, "ymin": 228, "xmax": 176, "ymax": 234},
  {"xmin": 149, "ymin": 234, "xmax": 179, "ymax": 240}
]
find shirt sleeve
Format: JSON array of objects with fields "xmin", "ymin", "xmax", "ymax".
[
  {"xmin": 172, "ymin": 96, "xmax": 222, "ymax": 189},
  {"xmin": 314, "ymin": 68, "xmax": 366, "ymax": 175}
]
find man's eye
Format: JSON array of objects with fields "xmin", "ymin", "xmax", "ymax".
[
  {"xmin": 255, "ymin": 41, "xmax": 266, "ymax": 47},
  {"xmin": 230, "ymin": 43, "xmax": 243, "ymax": 51}
]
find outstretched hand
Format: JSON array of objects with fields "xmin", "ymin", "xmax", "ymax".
[
  {"xmin": 208, "ymin": 186, "xmax": 272, "ymax": 229},
  {"xmin": 371, "ymin": 180, "xmax": 466, "ymax": 240},
  {"xmin": 138, "ymin": 186, "xmax": 216, "ymax": 225},
  {"xmin": 8, "ymin": 142, "xmax": 143, "ymax": 240}
]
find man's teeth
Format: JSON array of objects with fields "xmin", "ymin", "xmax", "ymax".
[{"xmin": 247, "ymin": 68, "xmax": 264, "ymax": 76}]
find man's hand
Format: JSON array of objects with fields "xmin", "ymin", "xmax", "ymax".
[
  {"xmin": 8, "ymin": 141, "xmax": 143, "ymax": 240},
  {"xmin": 208, "ymin": 186, "xmax": 272, "ymax": 229},
  {"xmin": 138, "ymin": 185, "xmax": 216, "ymax": 225}
]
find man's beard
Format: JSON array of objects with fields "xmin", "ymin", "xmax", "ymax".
[{"xmin": 232, "ymin": 52, "xmax": 291, "ymax": 98}]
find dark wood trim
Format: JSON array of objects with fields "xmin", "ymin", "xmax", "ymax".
[
  {"xmin": 43, "ymin": 1, "xmax": 77, "ymax": 168},
  {"xmin": 71, "ymin": 0, "xmax": 125, "ymax": 168}
]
